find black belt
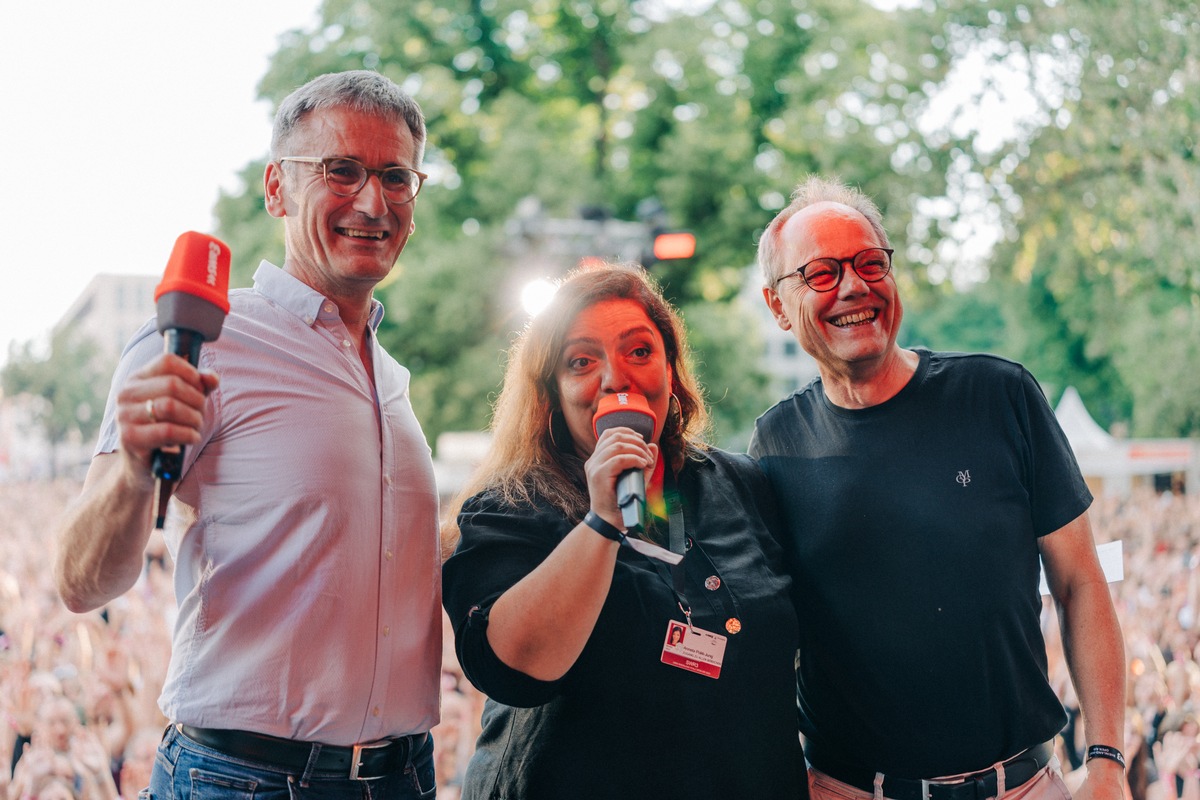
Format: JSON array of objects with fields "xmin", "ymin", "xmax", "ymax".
[
  {"xmin": 178, "ymin": 724, "xmax": 426, "ymax": 781},
  {"xmin": 808, "ymin": 740, "xmax": 1055, "ymax": 800}
]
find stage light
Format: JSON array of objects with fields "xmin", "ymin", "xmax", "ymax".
[
  {"xmin": 651, "ymin": 232, "xmax": 696, "ymax": 261},
  {"xmin": 521, "ymin": 278, "xmax": 558, "ymax": 317}
]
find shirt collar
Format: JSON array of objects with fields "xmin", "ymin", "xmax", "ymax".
[{"xmin": 252, "ymin": 261, "xmax": 385, "ymax": 331}]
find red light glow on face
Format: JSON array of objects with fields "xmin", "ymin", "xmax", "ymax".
[{"xmin": 555, "ymin": 299, "xmax": 673, "ymax": 457}]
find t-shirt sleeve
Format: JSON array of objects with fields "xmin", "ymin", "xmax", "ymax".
[{"xmin": 1017, "ymin": 366, "xmax": 1093, "ymax": 536}]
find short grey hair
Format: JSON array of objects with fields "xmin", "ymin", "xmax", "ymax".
[
  {"xmin": 757, "ymin": 175, "xmax": 890, "ymax": 286},
  {"xmin": 270, "ymin": 70, "xmax": 426, "ymax": 164}
]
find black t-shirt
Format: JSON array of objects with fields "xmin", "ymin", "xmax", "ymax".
[{"xmin": 749, "ymin": 350, "xmax": 1091, "ymax": 777}]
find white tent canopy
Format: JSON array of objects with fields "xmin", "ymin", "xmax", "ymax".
[
  {"xmin": 1055, "ymin": 386, "xmax": 1117, "ymax": 454},
  {"xmin": 1054, "ymin": 386, "xmax": 1198, "ymax": 494}
]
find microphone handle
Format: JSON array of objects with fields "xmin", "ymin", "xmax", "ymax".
[
  {"xmin": 616, "ymin": 469, "xmax": 646, "ymax": 532},
  {"xmin": 150, "ymin": 328, "xmax": 204, "ymax": 527},
  {"xmin": 165, "ymin": 326, "xmax": 205, "ymax": 366}
]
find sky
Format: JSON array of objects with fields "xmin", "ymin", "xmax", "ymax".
[{"xmin": 0, "ymin": 0, "xmax": 323, "ymax": 365}]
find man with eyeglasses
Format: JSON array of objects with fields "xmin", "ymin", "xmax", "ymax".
[
  {"xmin": 55, "ymin": 71, "xmax": 441, "ymax": 798},
  {"xmin": 749, "ymin": 176, "xmax": 1125, "ymax": 800}
]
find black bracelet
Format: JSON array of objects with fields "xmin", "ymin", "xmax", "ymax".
[
  {"xmin": 583, "ymin": 511, "xmax": 624, "ymax": 542},
  {"xmin": 1086, "ymin": 744, "xmax": 1126, "ymax": 769}
]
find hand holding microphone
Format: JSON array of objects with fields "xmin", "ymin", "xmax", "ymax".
[
  {"xmin": 592, "ymin": 393, "xmax": 657, "ymax": 533},
  {"xmin": 149, "ymin": 231, "xmax": 231, "ymax": 528}
]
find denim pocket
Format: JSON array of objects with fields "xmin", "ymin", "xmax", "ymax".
[
  {"xmin": 187, "ymin": 767, "xmax": 258, "ymax": 800},
  {"xmin": 409, "ymin": 761, "xmax": 437, "ymax": 799}
]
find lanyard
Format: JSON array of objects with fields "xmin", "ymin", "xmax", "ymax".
[
  {"xmin": 642, "ymin": 469, "xmax": 692, "ymax": 626},
  {"xmin": 665, "ymin": 472, "xmax": 686, "ymax": 597},
  {"xmin": 656, "ymin": 467, "xmax": 743, "ymax": 634}
]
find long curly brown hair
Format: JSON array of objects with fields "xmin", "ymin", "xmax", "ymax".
[{"xmin": 440, "ymin": 262, "xmax": 710, "ymax": 556}]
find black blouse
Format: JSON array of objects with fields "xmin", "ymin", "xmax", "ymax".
[{"xmin": 443, "ymin": 448, "xmax": 805, "ymax": 800}]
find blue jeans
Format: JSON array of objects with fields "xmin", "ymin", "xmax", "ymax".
[{"xmin": 141, "ymin": 724, "xmax": 436, "ymax": 800}]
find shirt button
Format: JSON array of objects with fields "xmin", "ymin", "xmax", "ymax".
[
  {"xmin": 372, "ymin": 706, "xmax": 380, "ymax": 717},
  {"xmin": 343, "ymin": 340, "xmax": 352, "ymax": 347},
  {"xmin": 304, "ymin": 316, "xmax": 315, "ymax": 325},
  {"xmin": 323, "ymin": 302, "xmax": 335, "ymax": 313},
  {"xmin": 386, "ymin": 550, "xmax": 393, "ymax": 560},
  {"xmin": 382, "ymin": 625, "xmax": 390, "ymax": 637}
]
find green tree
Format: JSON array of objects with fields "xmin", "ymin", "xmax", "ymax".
[
  {"xmin": 904, "ymin": 0, "xmax": 1200, "ymax": 436},
  {"xmin": 2, "ymin": 330, "xmax": 109, "ymax": 477},
  {"xmin": 900, "ymin": 279, "xmax": 1009, "ymax": 357},
  {"xmin": 681, "ymin": 298, "xmax": 775, "ymax": 448},
  {"xmin": 214, "ymin": 0, "xmax": 959, "ymax": 448},
  {"xmin": 212, "ymin": 160, "xmax": 280, "ymax": 289}
]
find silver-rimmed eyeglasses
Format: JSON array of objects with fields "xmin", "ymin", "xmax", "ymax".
[
  {"xmin": 773, "ymin": 247, "xmax": 895, "ymax": 292},
  {"xmin": 279, "ymin": 156, "xmax": 428, "ymax": 205}
]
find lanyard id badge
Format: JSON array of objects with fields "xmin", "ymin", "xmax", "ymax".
[
  {"xmin": 650, "ymin": 469, "xmax": 739, "ymax": 680},
  {"xmin": 660, "ymin": 619, "xmax": 727, "ymax": 679}
]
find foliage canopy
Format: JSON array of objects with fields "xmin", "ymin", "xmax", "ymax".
[
  {"xmin": 211, "ymin": 0, "xmax": 1200, "ymax": 442},
  {"xmin": 13, "ymin": 0, "xmax": 1194, "ymax": 459}
]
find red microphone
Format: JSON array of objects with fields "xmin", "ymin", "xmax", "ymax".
[
  {"xmin": 593, "ymin": 393, "xmax": 657, "ymax": 532},
  {"xmin": 150, "ymin": 231, "xmax": 231, "ymax": 528}
]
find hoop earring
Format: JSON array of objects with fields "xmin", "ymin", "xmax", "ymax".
[
  {"xmin": 668, "ymin": 393, "xmax": 682, "ymax": 429},
  {"xmin": 547, "ymin": 409, "xmax": 561, "ymax": 450}
]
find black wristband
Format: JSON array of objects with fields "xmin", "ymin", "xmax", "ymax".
[
  {"xmin": 1086, "ymin": 744, "xmax": 1126, "ymax": 769},
  {"xmin": 583, "ymin": 511, "xmax": 623, "ymax": 541}
]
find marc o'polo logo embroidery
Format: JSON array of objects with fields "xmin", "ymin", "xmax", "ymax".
[{"xmin": 956, "ymin": 470, "xmax": 971, "ymax": 487}]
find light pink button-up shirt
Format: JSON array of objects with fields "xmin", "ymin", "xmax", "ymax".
[{"xmin": 97, "ymin": 262, "xmax": 441, "ymax": 744}]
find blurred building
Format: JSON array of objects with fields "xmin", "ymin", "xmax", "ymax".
[
  {"xmin": 433, "ymin": 431, "xmax": 492, "ymax": 508},
  {"xmin": 54, "ymin": 274, "xmax": 158, "ymax": 365},
  {"xmin": 0, "ymin": 274, "xmax": 156, "ymax": 481},
  {"xmin": 736, "ymin": 264, "xmax": 820, "ymax": 398}
]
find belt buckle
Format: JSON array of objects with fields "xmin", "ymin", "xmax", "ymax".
[
  {"xmin": 920, "ymin": 775, "xmax": 968, "ymax": 800},
  {"xmin": 349, "ymin": 739, "xmax": 392, "ymax": 780}
]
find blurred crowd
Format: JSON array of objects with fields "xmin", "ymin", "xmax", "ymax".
[
  {"xmin": 0, "ymin": 482, "xmax": 485, "ymax": 799},
  {"xmin": 2, "ymin": 480, "xmax": 1198, "ymax": 799}
]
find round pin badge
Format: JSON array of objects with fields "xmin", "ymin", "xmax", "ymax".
[
  {"xmin": 725, "ymin": 618, "xmax": 742, "ymax": 634},
  {"xmin": 704, "ymin": 575, "xmax": 721, "ymax": 591}
]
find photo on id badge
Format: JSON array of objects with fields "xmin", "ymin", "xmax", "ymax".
[{"xmin": 660, "ymin": 620, "xmax": 726, "ymax": 679}]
